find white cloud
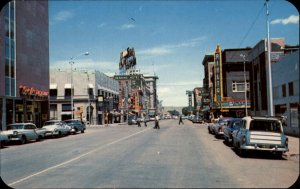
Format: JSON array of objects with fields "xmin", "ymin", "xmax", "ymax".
[
  {"xmin": 120, "ymin": 24, "xmax": 136, "ymax": 30},
  {"xmin": 137, "ymin": 36, "xmax": 206, "ymax": 57},
  {"xmin": 97, "ymin": 23, "xmax": 106, "ymax": 28},
  {"xmin": 50, "ymin": 59, "xmax": 118, "ymax": 76},
  {"xmin": 271, "ymin": 15, "xmax": 299, "ymax": 25},
  {"xmin": 138, "ymin": 47, "xmax": 172, "ymax": 56},
  {"xmin": 54, "ymin": 10, "xmax": 74, "ymax": 22}
]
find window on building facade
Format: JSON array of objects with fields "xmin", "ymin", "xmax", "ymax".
[
  {"xmin": 288, "ymin": 82, "xmax": 294, "ymax": 96},
  {"xmin": 232, "ymin": 81, "xmax": 249, "ymax": 92},
  {"xmin": 282, "ymin": 84, "xmax": 286, "ymax": 97},
  {"xmin": 65, "ymin": 89, "xmax": 72, "ymax": 97},
  {"xmin": 62, "ymin": 104, "xmax": 71, "ymax": 111},
  {"xmin": 50, "ymin": 89, "xmax": 57, "ymax": 97}
]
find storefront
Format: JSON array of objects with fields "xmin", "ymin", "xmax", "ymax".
[{"xmin": 1, "ymin": 86, "xmax": 49, "ymax": 130}]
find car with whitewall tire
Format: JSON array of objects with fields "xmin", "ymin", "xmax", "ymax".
[
  {"xmin": 64, "ymin": 119, "xmax": 86, "ymax": 134},
  {"xmin": 42, "ymin": 120, "xmax": 71, "ymax": 137},
  {"xmin": 2, "ymin": 123, "xmax": 45, "ymax": 144}
]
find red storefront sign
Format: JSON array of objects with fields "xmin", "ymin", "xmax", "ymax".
[{"xmin": 19, "ymin": 85, "xmax": 49, "ymax": 98}]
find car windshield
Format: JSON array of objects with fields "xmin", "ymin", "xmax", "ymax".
[
  {"xmin": 249, "ymin": 120, "xmax": 282, "ymax": 133},
  {"xmin": 7, "ymin": 124, "xmax": 24, "ymax": 130}
]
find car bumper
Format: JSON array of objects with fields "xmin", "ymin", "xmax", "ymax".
[
  {"xmin": 45, "ymin": 131, "xmax": 59, "ymax": 136},
  {"xmin": 240, "ymin": 145, "xmax": 289, "ymax": 152}
]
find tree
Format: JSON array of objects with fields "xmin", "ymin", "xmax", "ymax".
[{"xmin": 182, "ymin": 107, "xmax": 189, "ymax": 116}]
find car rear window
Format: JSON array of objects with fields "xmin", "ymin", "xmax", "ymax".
[{"xmin": 249, "ymin": 120, "xmax": 281, "ymax": 133}]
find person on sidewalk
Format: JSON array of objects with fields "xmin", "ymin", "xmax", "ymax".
[{"xmin": 179, "ymin": 115, "xmax": 184, "ymax": 125}]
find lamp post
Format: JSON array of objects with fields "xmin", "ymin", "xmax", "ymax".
[
  {"xmin": 69, "ymin": 52, "xmax": 89, "ymax": 119},
  {"xmin": 84, "ymin": 71, "xmax": 91, "ymax": 126},
  {"xmin": 240, "ymin": 54, "xmax": 248, "ymax": 117}
]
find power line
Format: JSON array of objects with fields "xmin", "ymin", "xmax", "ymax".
[{"xmin": 237, "ymin": 3, "xmax": 265, "ymax": 48}]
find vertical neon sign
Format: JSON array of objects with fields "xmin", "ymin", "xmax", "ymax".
[{"xmin": 214, "ymin": 45, "xmax": 223, "ymax": 103}]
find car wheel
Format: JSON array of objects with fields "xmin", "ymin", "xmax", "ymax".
[
  {"xmin": 36, "ymin": 135, "xmax": 42, "ymax": 142},
  {"xmin": 58, "ymin": 131, "xmax": 62, "ymax": 137},
  {"xmin": 20, "ymin": 135, "xmax": 26, "ymax": 145},
  {"xmin": 81, "ymin": 130, "xmax": 84, "ymax": 133}
]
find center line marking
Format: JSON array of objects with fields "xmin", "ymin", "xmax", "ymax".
[{"xmin": 8, "ymin": 128, "xmax": 151, "ymax": 187}]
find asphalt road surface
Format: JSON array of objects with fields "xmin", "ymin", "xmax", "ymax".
[{"xmin": 1, "ymin": 119, "xmax": 299, "ymax": 188}]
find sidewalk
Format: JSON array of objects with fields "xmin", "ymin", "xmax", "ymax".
[{"xmin": 283, "ymin": 135, "xmax": 299, "ymax": 160}]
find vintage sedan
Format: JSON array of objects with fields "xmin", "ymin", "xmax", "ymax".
[
  {"xmin": 223, "ymin": 118, "xmax": 242, "ymax": 144},
  {"xmin": 64, "ymin": 119, "xmax": 86, "ymax": 133},
  {"xmin": 2, "ymin": 123, "xmax": 45, "ymax": 144},
  {"xmin": 211, "ymin": 117, "xmax": 232, "ymax": 136},
  {"xmin": 42, "ymin": 120, "xmax": 71, "ymax": 137},
  {"xmin": 232, "ymin": 116, "xmax": 289, "ymax": 156}
]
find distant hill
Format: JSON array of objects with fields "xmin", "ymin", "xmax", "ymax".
[{"xmin": 162, "ymin": 106, "xmax": 184, "ymax": 114}]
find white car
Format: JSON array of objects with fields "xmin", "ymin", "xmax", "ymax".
[
  {"xmin": 42, "ymin": 120, "xmax": 71, "ymax": 137},
  {"xmin": 2, "ymin": 123, "xmax": 45, "ymax": 144},
  {"xmin": 0, "ymin": 131, "xmax": 9, "ymax": 148}
]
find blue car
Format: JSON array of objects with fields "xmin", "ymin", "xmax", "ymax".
[{"xmin": 223, "ymin": 118, "xmax": 242, "ymax": 144}]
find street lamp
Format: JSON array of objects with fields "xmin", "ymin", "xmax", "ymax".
[
  {"xmin": 84, "ymin": 71, "xmax": 91, "ymax": 126},
  {"xmin": 69, "ymin": 52, "xmax": 89, "ymax": 119},
  {"xmin": 240, "ymin": 54, "xmax": 248, "ymax": 117}
]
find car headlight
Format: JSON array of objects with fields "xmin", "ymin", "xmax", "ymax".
[{"xmin": 13, "ymin": 131, "xmax": 18, "ymax": 135}]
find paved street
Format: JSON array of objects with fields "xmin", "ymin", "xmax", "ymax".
[{"xmin": 1, "ymin": 119, "xmax": 299, "ymax": 188}]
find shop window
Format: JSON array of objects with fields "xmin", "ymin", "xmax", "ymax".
[
  {"xmin": 288, "ymin": 82, "xmax": 294, "ymax": 96},
  {"xmin": 282, "ymin": 84, "xmax": 286, "ymax": 97}
]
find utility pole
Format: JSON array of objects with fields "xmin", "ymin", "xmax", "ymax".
[{"xmin": 266, "ymin": 0, "xmax": 274, "ymax": 116}]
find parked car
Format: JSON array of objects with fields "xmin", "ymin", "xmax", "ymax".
[
  {"xmin": 42, "ymin": 120, "xmax": 71, "ymax": 137},
  {"xmin": 0, "ymin": 131, "xmax": 9, "ymax": 148},
  {"xmin": 64, "ymin": 119, "xmax": 86, "ymax": 133},
  {"xmin": 128, "ymin": 115, "xmax": 137, "ymax": 125},
  {"xmin": 2, "ymin": 123, "xmax": 46, "ymax": 144},
  {"xmin": 232, "ymin": 116, "xmax": 289, "ymax": 156},
  {"xmin": 223, "ymin": 118, "xmax": 242, "ymax": 144},
  {"xmin": 211, "ymin": 117, "xmax": 232, "ymax": 136},
  {"xmin": 192, "ymin": 116, "xmax": 204, "ymax": 124}
]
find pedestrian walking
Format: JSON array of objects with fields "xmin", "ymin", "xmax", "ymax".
[
  {"xmin": 154, "ymin": 114, "xmax": 160, "ymax": 129},
  {"xmin": 179, "ymin": 115, "xmax": 184, "ymax": 125},
  {"xmin": 144, "ymin": 118, "xmax": 147, "ymax": 127},
  {"xmin": 105, "ymin": 112, "xmax": 109, "ymax": 127},
  {"xmin": 137, "ymin": 118, "xmax": 141, "ymax": 127}
]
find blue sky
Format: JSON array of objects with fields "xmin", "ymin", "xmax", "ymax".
[{"xmin": 49, "ymin": 0, "xmax": 299, "ymax": 107}]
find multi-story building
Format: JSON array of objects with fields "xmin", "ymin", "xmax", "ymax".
[
  {"xmin": 248, "ymin": 38, "xmax": 285, "ymax": 116},
  {"xmin": 272, "ymin": 50, "xmax": 299, "ymax": 136},
  {"xmin": 208, "ymin": 45, "xmax": 251, "ymax": 118},
  {"xmin": 49, "ymin": 69, "xmax": 119, "ymax": 125},
  {"xmin": 0, "ymin": 1, "xmax": 49, "ymax": 129},
  {"xmin": 144, "ymin": 75, "xmax": 159, "ymax": 119}
]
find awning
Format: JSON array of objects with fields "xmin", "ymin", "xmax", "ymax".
[
  {"xmin": 61, "ymin": 111, "xmax": 72, "ymax": 115},
  {"xmin": 64, "ymin": 84, "xmax": 72, "ymax": 89},
  {"xmin": 88, "ymin": 84, "xmax": 94, "ymax": 88},
  {"xmin": 50, "ymin": 84, "xmax": 57, "ymax": 89}
]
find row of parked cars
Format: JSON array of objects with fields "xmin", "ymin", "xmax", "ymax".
[
  {"xmin": 207, "ymin": 116, "xmax": 289, "ymax": 157},
  {"xmin": 0, "ymin": 119, "xmax": 86, "ymax": 148}
]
